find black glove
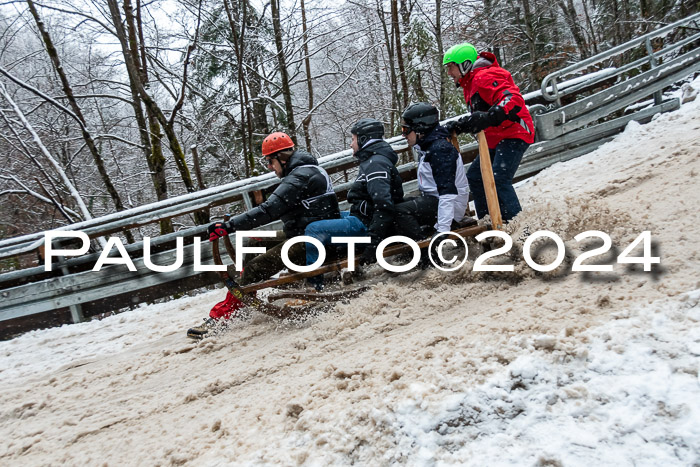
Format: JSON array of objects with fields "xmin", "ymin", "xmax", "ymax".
[
  {"xmin": 449, "ymin": 107, "xmax": 508, "ymax": 135},
  {"xmin": 462, "ymin": 111, "xmax": 491, "ymax": 134},
  {"xmin": 207, "ymin": 221, "xmax": 234, "ymax": 242},
  {"xmin": 445, "ymin": 114, "xmax": 486, "ymax": 135},
  {"xmin": 444, "ymin": 119, "xmax": 463, "ymax": 135}
]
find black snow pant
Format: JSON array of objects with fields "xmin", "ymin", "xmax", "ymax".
[
  {"xmin": 393, "ymin": 195, "xmax": 439, "ymax": 240},
  {"xmin": 467, "ymin": 138, "xmax": 529, "ymax": 222}
]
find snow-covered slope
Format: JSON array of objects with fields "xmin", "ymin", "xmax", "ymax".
[{"xmin": 1, "ymin": 81, "xmax": 699, "ymax": 466}]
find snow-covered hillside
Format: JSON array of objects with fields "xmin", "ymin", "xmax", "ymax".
[{"xmin": 1, "ymin": 81, "xmax": 699, "ymax": 466}]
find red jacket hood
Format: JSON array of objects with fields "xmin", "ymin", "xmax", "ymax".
[
  {"xmin": 455, "ymin": 51, "xmax": 535, "ymax": 148},
  {"xmin": 459, "ymin": 51, "xmax": 499, "ymax": 88}
]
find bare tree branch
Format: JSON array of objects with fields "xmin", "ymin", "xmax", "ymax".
[
  {"xmin": 0, "ymin": 78, "xmax": 94, "ymax": 223},
  {"xmin": 295, "ymin": 43, "xmax": 383, "ymax": 132}
]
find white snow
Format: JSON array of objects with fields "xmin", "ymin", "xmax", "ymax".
[
  {"xmin": 383, "ymin": 294, "xmax": 700, "ymax": 466},
  {"xmin": 1, "ymin": 77, "xmax": 699, "ymax": 465}
]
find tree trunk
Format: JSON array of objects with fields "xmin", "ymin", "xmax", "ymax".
[
  {"xmin": 270, "ymin": 0, "xmax": 297, "ymax": 142},
  {"xmin": 581, "ymin": 0, "xmax": 600, "ymax": 55},
  {"xmin": 191, "ymin": 145, "xmax": 210, "ymax": 220},
  {"xmin": 391, "ymin": 0, "xmax": 409, "ymax": 109},
  {"xmin": 519, "ymin": 0, "xmax": 539, "ymax": 87},
  {"xmin": 26, "ymin": 0, "xmax": 135, "ymax": 242},
  {"xmin": 109, "ymin": 0, "xmax": 206, "ymax": 224},
  {"xmin": 610, "ymin": 0, "xmax": 624, "ymax": 47},
  {"xmin": 377, "ymin": 0, "xmax": 399, "ymax": 130},
  {"xmin": 300, "ymin": 0, "xmax": 314, "ymax": 152},
  {"xmin": 223, "ymin": 0, "xmax": 254, "ymax": 175},
  {"xmin": 109, "ymin": 0, "xmax": 192, "ymax": 193},
  {"xmin": 136, "ymin": 0, "xmax": 172, "ymax": 234},
  {"xmin": 483, "ymin": 0, "xmax": 502, "ymax": 64},
  {"xmin": 436, "ymin": 0, "xmax": 447, "ymax": 111},
  {"xmin": 556, "ymin": 0, "xmax": 590, "ymax": 59},
  {"xmin": 620, "ymin": 0, "xmax": 631, "ymax": 43},
  {"xmin": 248, "ymin": 53, "xmax": 269, "ymax": 135}
]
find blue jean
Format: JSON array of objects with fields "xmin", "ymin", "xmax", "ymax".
[
  {"xmin": 305, "ymin": 211, "xmax": 368, "ymax": 266},
  {"xmin": 467, "ymin": 138, "xmax": 529, "ymax": 222}
]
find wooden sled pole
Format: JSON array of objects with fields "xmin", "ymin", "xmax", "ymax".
[
  {"xmin": 449, "ymin": 132, "xmax": 460, "ymax": 152},
  {"xmin": 476, "ymin": 131, "xmax": 503, "ymax": 230}
]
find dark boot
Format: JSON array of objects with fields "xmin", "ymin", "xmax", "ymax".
[
  {"xmin": 187, "ymin": 318, "xmax": 220, "ymax": 340},
  {"xmin": 306, "ymin": 274, "xmax": 324, "ymax": 292},
  {"xmin": 452, "ymin": 217, "xmax": 478, "ymax": 229}
]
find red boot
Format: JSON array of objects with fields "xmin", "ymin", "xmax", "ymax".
[
  {"xmin": 209, "ymin": 290, "xmax": 246, "ymax": 320},
  {"xmin": 187, "ymin": 291, "xmax": 250, "ymax": 339}
]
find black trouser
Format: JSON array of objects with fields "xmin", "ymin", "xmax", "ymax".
[
  {"xmin": 393, "ymin": 195, "xmax": 439, "ymax": 240},
  {"xmin": 467, "ymin": 138, "xmax": 529, "ymax": 222},
  {"xmin": 236, "ymin": 231, "xmax": 306, "ymax": 285}
]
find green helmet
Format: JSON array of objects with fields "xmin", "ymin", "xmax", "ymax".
[{"xmin": 443, "ymin": 43, "xmax": 478, "ymax": 75}]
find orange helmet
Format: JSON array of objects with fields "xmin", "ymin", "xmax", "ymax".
[{"xmin": 261, "ymin": 132, "xmax": 294, "ymax": 156}]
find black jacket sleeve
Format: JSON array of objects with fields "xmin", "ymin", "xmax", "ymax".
[
  {"xmin": 365, "ymin": 155, "xmax": 396, "ymax": 242},
  {"xmin": 429, "ymin": 141, "xmax": 459, "ymax": 196},
  {"xmin": 231, "ymin": 169, "xmax": 309, "ymax": 230}
]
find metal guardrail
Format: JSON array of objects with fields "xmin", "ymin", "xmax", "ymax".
[
  {"xmin": 0, "ymin": 240, "xmax": 222, "ymax": 321},
  {"xmin": 536, "ymin": 51, "xmax": 700, "ymax": 139},
  {"xmin": 536, "ymin": 11, "xmax": 700, "ymax": 139},
  {"xmin": 1, "ymin": 12, "xmax": 698, "ymax": 327},
  {"xmin": 539, "ymin": 11, "xmax": 700, "ymax": 104}
]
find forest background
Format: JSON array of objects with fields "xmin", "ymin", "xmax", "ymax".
[{"xmin": 0, "ymin": 0, "xmax": 697, "ymax": 246}]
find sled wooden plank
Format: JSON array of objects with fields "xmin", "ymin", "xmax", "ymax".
[{"xmin": 239, "ymin": 260, "xmax": 350, "ymax": 293}]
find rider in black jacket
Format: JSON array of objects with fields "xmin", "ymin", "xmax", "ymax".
[
  {"xmin": 228, "ymin": 148, "xmax": 340, "ymax": 238},
  {"xmin": 190, "ymin": 132, "xmax": 340, "ymax": 338},
  {"xmin": 346, "ymin": 118, "xmax": 404, "ymax": 263},
  {"xmin": 208, "ymin": 132, "xmax": 340, "ymax": 280}
]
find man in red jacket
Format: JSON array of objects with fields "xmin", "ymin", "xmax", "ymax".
[{"xmin": 443, "ymin": 43, "xmax": 535, "ymax": 222}]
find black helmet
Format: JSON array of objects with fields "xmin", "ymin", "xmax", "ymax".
[
  {"xmin": 351, "ymin": 118, "xmax": 384, "ymax": 148},
  {"xmin": 401, "ymin": 102, "xmax": 439, "ymax": 134}
]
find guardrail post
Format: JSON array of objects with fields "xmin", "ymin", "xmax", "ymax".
[
  {"xmin": 552, "ymin": 79, "xmax": 562, "ymax": 108},
  {"xmin": 646, "ymin": 37, "xmax": 664, "ymax": 106},
  {"xmin": 55, "ymin": 241, "xmax": 84, "ymax": 324},
  {"xmin": 242, "ymin": 192, "xmax": 254, "ymax": 210}
]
